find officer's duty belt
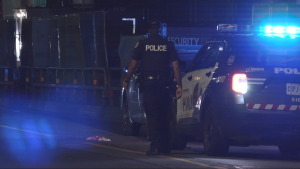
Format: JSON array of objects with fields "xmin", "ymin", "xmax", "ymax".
[{"xmin": 144, "ymin": 75, "xmax": 167, "ymax": 80}]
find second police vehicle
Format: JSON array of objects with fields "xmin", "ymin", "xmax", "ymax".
[{"xmin": 121, "ymin": 24, "xmax": 300, "ymax": 156}]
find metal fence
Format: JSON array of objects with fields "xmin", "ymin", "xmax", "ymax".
[{"xmin": 0, "ymin": 66, "xmax": 111, "ymax": 107}]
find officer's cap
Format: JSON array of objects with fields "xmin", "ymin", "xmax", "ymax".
[{"xmin": 149, "ymin": 20, "xmax": 161, "ymax": 30}]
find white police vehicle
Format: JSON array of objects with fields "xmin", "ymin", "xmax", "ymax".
[
  {"xmin": 122, "ymin": 24, "xmax": 300, "ymax": 156},
  {"xmin": 176, "ymin": 24, "xmax": 300, "ymax": 156}
]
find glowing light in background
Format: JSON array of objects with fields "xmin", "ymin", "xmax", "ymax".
[
  {"xmin": 2, "ymin": 124, "xmax": 26, "ymax": 153},
  {"xmin": 122, "ymin": 18, "xmax": 136, "ymax": 34},
  {"xmin": 38, "ymin": 120, "xmax": 56, "ymax": 148},
  {"xmin": 14, "ymin": 9, "xmax": 27, "ymax": 62},
  {"xmin": 272, "ymin": 26, "xmax": 285, "ymax": 34},
  {"xmin": 258, "ymin": 25, "xmax": 300, "ymax": 37},
  {"xmin": 286, "ymin": 26, "xmax": 300, "ymax": 35},
  {"xmin": 22, "ymin": 120, "xmax": 43, "ymax": 150},
  {"xmin": 265, "ymin": 26, "xmax": 272, "ymax": 33},
  {"xmin": 1, "ymin": 116, "xmax": 56, "ymax": 165}
]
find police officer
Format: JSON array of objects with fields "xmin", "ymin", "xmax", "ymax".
[{"xmin": 122, "ymin": 20, "xmax": 182, "ymax": 155}]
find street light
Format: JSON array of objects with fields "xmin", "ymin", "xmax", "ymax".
[{"xmin": 14, "ymin": 9, "xmax": 27, "ymax": 62}]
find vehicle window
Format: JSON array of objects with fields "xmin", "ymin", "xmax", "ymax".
[
  {"xmin": 197, "ymin": 42, "xmax": 223, "ymax": 70},
  {"xmin": 188, "ymin": 44, "xmax": 210, "ymax": 71},
  {"xmin": 189, "ymin": 43, "xmax": 223, "ymax": 71}
]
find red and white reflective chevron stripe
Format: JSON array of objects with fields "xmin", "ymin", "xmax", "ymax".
[{"xmin": 246, "ymin": 104, "xmax": 300, "ymax": 111}]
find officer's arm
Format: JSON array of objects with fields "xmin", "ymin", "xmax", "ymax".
[
  {"xmin": 172, "ymin": 61, "xmax": 182, "ymax": 88},
  {"xmin": 124, "ymin": 59, "xmax": 139, "ymax": 81},
  {"xmin": 124, "ymin": 40, "xmax": 143, "ymax": 82}
]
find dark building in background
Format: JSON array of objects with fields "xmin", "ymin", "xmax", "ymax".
[
  {"xmin": 46, "ymin": 0, "xmax": 73, "ymax": 8},
  {"xmin": 3, "ymin": 0, "xmax": 300, "ymax": 24},
  {"xmin": 0, "ymin": 0, "xmax": 2, "ymax": 19},
  {"xmin": 2, "ymin": 0, "xmax": 300, "ymax": 68},
  {"xmin": 46, "ymin": 0, "xmax": 63, "ymax": 8},
  {"xmin": 93, "ymin": 0, "xmax": 299, "ymax": 26}
]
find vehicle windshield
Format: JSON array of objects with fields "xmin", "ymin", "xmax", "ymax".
[{"xmin": 226, "ymin": 36, "xmax": 300, "ymax": 67}]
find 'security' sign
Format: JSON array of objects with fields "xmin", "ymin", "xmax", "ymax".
[{"xmin": 167, "ymin": 37, "xmax": 200, "ymax": 46}]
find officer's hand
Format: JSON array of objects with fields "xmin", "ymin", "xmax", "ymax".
[
  {"xmin": 123, "ymin": 81, "xmax": 129, "ymax": 91},
  {"xmin": 176, "ymin": 87, "xmax": 182, "ymax": 100}
]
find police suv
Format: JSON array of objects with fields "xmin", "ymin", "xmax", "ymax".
[
  {"xmin": 176, "ymin": 24, "xmax": 300, "ymax": 156},
  {"xmin": 122, "ymin": 24, "xmax": 300, "ymax": 156}
]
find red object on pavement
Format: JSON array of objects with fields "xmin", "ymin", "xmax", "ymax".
[{"xmin": 86, "ymin": 135, "xmax": 111, "ymax": 142}]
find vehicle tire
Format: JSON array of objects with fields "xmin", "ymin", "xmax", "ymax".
[
  {"xmin": 203, "ymin": 103, "xmax": 229, "ymax": 156},
  {"xmin": 122, "ymin": 98, "xmax": 141, "ymax": 136},
  {"xmin": 278, "ymin": 143, "xmax": 300, "ymax": 157},
  {"xmin": 170, "ymin": 97, "xmax": 187, "ymax": 150}
]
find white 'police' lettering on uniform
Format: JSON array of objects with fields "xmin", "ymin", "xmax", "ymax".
[
  {"xmin": 145, "ymin": 45, "xmax": 167, "ymax": 52},
  {"xmin": 274, "ymin": 68, "xmax": 300, "ymax": 74}
]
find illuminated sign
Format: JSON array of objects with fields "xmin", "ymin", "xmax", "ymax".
[{"xmin": 168, "ymin": 37, "xmax": 200, "ymax": 46}]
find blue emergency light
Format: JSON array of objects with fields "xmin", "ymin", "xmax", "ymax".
[
  {"xmin": 256, "ymin": 25, "xmax": 300, "ymax": 37},
  {"xmin": 217, "ymin": 24, "xmax": 300, "ymax": 38}
]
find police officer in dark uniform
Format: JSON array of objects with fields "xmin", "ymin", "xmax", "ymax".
[{"xmin": 122, "ymin": 20, "xmax": 182, "ymax": 155}]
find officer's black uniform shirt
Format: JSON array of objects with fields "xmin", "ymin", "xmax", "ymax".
[{"xmin": 132, "ymin": 34, "xmax": 180, "ymax": 76}]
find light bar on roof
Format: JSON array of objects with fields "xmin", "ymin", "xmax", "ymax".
[
  {"xmin": 217, "ymin": 24, "xmax": 237, "ymax": 32},
  {"xmin": 217, "ymin": 24, "xmax": 252, "ymax": 33},
  {"xmin": 286, "ymin": 26, "xmax": 300, "ymax": 34},
  {"xmin": 256, "ymin": 25, "xmax": 300, "ymax": 36}
]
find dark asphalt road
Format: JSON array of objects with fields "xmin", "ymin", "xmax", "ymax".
[{"xmin": 1, "ymin": 108, "xmax": 300, "ymax": 168}]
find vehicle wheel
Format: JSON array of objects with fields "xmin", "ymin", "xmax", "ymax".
[
  {"xmin": 122, "ymin": 98, "xmax": 141, "ymax": 136},
  {"xmin": 170, "ymin": 97, "xmax": 187, "ymax": 150},
  {"xmin": 278, "ymin": 143, "xmax": 300, "ymax": 156},
  {"xmin": 203, "ymin": 103, "xmax": 229, "ymax": 156}
]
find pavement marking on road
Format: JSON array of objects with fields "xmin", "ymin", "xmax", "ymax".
[
  {"xmin": 84, "ymin": 142, "xmax": 225, "ymax": 169},
  {"xmin": 0, "ymin": 125, "xmax": 53, "ymax": 137},
  {"xmin": 85, "ymin": 142, "xmax": 145, "ymax": 154}
]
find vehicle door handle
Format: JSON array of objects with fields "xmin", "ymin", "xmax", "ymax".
[
  {"xmin": 206, "ymin": 72, "xmax": 212, "ymax": 77},
  {"xmin": 188, "ymin": 75, "xmax": 193, "ymax": 81}
]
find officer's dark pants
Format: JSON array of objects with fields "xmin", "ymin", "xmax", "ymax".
[{"xmin": 142, "ymin": 80, "xmax": 171, "ymax": 152}]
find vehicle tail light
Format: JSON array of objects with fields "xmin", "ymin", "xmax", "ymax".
[{"xmin": 232, "ymin": 73, "xmax": 247, "ymax": 94}]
